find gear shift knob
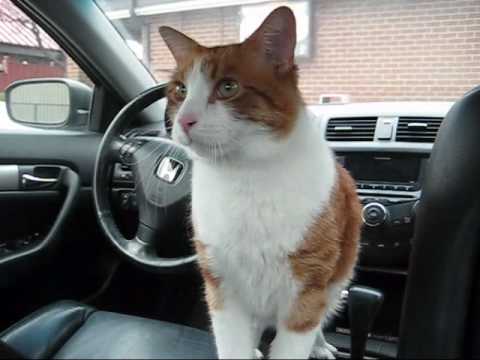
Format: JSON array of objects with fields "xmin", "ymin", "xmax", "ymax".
[{"xmin": 348, "ymin": 286, "xmax": 384, "ymax": 359}]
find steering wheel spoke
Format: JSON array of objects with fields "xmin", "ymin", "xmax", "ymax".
[{"xmin": 122, "ymin": 236, "xmax": 198, "ymax": 268}]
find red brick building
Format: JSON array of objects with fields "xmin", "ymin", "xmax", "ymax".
[
  {"xmin": 0, "ymin": 0, "xmax": 66, "ymax": 92},
  {"xmin": 89, "ymin": 0, "xmax": 480, "ymax": 103}
]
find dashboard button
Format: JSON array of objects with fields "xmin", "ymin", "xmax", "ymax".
[
  {"xmin": 363, "ymin": 184, "xmax": 373, "ymax": 189},
  {"xmin": 362, "ymin": 202, "xmax": 389, "ymax": 227},
  {"xmin": 367, "ymin": 208, "xmax": 381, "ymax": 220},
  {"xmin": 395, "ymin": 185, "xmax": 407, "ymax": 191},
  {"xmin": 375, "ymin": 184, "xmax": 386, "ymax": 190},
  {"xmin": 385, "ymin": 185, "xmax": 395, "ymax": 190},
  {"xmin": 377, "ymin": 119, "xmax": 393, "ymax": 140}
]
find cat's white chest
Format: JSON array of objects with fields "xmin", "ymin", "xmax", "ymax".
[
  {"xmin": 213, "ymin": 242, "xmax": 294, "ymax": 319},
  {"xmin": 193, "ymin": 176, "xmax": 307, "ymax": 316},
  {"xmin": 191, "ymin": 118, "xmax": 336, "ymax": 319}
]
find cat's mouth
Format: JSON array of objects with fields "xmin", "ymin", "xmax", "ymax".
[
  {"xmin": 173, "ymin": 126, "xmax": 227, "ymax": 152},
  {"xmin": 174, "ymin": 133, "xmax": 233, "ymax": 161}
]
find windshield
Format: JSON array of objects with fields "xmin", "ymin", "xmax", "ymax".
[{"xmin": 96, "ymin": 0, "xmax": 479, "ymax": 105}]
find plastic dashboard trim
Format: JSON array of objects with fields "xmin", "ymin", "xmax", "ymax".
[{"xmin": 329, "ymin": 142, "xmax": 433, "ymax": 154}]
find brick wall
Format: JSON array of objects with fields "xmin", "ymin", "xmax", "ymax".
[
  {"xmin": 299, "ymin": 0, "xmax": 480, "ymax": 103},
  {"xmin": 0, "ymin": 55, "xmax": 65, "ymax": 91},
  {"xmin": 144, "ymin": 0, "xmax": 480, "ymax": 104}
]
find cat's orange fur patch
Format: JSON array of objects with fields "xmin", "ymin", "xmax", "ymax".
[
  {"xmin": 194, "ymin": 240, "xmax": 223, "ymax": 311},
  {"xmin": 287, "ymin": 164, "xmax": 362, "ymax": 332}
]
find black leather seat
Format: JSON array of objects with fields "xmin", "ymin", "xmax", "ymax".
[
  {"xmin": 398, "ymin": 86, "xmax": 480, "ymax": 358},
  {"xmin": 0, "ymin": 301, "xmax": 217, "ymax": 359}
]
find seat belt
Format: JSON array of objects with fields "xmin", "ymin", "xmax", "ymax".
[{"xmin": 0, "ymin": 340, "xmax": 24, "ymax": 359}]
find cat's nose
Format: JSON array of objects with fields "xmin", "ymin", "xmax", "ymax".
[{"xmin": 179, "ymin": 114, "xmax": 198, "ymax": 134}]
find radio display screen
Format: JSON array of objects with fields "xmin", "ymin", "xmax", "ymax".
[{"xmin": 340, "ymin": 154, "xmax": 422, "ymax": 183}]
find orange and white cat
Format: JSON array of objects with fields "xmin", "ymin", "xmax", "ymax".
[{"xmin": 160, "ymin": 7, "xmax": 362, "ymax": 359}]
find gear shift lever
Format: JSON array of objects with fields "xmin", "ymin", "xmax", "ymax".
[{"xmin": 348, "ymin": 286, "xmax": 384, "ymax": 359}]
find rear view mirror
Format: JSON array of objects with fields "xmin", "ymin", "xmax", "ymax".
[{"xmin": 5, "ymin": 78, "xmax": 92, "ymax": 128}]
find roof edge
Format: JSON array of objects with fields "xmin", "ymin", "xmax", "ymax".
[{"xmin": 106, "ymin": 0, "xmax": 269, "ymax": 19}]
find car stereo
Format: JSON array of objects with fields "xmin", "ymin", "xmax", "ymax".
[
  {"xmin": 337, "ymin": 153, "xmax": 427, "ymax": 268},
  {"xmin": 337, "ymin": 153, "xmax": 425, "ymax": 191}
]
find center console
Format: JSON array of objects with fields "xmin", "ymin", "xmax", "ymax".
[{"xmin": 337, "ymin": 152, "xmax": 427, "ymax": 269}]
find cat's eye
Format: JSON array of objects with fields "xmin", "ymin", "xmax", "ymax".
[
  {"xmin": 174, "ymin": 83, "xmax": 187, "ymax": 101},
  {"xmin": 216, "ymin": 79, "xmax": 240, "ymax": 99}
]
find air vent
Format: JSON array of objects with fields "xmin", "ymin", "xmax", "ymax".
[
  {"xmin": 396, "ymin": 117, "xmax": 443, "ymax": 143},
  {"xmin": 326, "ymin": 117, "xmax": 377, "ymax": 141}
]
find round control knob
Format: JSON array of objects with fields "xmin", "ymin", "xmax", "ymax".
[{"xmin": 362, "ymin": 202, "xmax": 388, "ymax": 227}]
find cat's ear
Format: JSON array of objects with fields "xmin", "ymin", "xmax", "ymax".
[
  {"xmin": 244, "ymin": 6, "xmax": 297, "ymax": 74},
  {"xmin": 159, "ymin": 26, "xmax": 198, "ymax": 64}
]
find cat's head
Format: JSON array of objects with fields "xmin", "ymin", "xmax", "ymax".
[{"xmin": 160, "ymin": 7, "xmax": 302, "ymax": 162}]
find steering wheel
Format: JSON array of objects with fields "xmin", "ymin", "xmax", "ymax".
[{"xmin": 93, "ymin": 84, "xmax": 197, "ymax": 271}]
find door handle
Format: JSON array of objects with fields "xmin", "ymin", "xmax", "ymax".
[{"xmin": 22, "ymin": 174, "xmax": 58, "ymax": 184}]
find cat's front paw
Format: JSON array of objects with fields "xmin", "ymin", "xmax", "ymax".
[{"xmin": 310, "ymin": 342, "xmax": 337, "ymax": 359}]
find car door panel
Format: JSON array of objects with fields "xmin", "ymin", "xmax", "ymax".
[
  {"xmin": 0, "ymin": 164, "xmax": 80, "ymax": 279},
  {"xmin": 0, "ymin": 130, "xmax": 101, "ymax": 257},
  {"xmin": 0, "ymin": 132, "xmax": 102, "ymax": 186},
  {"xmin": 0, "ymin": 190, "xmax": 61, "ymax": 253},
  {"xmin": 0, "ymin": 131, "xmax": 102, "ymax": 269},
  {"xmin": 0, "ymin": 130, "xmax": 114, "ymax": 330}
]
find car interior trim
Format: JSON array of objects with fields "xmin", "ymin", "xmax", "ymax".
[{"xmin": 0, "ymin": 165, "xmax": 19, "ymax": 191}]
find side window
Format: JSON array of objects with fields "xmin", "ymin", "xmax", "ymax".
[{"xmin": 0, "ymin": 0, "xmax": 93, "ymax": 131}]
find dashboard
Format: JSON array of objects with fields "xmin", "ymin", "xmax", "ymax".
[{"xmin": 313, "ymin": 101, "xmax": 454, "ymax": 272}]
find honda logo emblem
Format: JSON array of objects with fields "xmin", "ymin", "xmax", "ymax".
[{"xmin": 156, "ymin": 157, "xmax": 184, "ymax": 184}]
